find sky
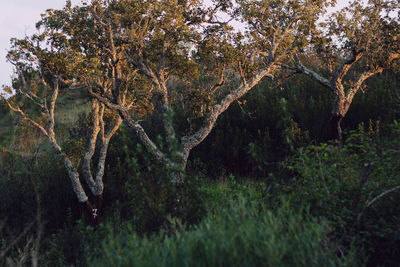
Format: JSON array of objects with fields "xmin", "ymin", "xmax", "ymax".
[
  {"xmin": 0, "ymin": 0, "xmax": 81, "ymax": 87},
  {"xmin": 0, "ymin": 0, "xmax": 348, "ymax": 88}
]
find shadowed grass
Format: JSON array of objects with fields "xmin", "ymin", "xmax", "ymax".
[{"xmin": 88, "ymin": 196, "xmax": 355, "ymax": 267}]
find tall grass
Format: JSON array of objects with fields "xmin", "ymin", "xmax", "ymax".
[{"xmin": 89, "ymin": 196, "xmax": 355, "ymax": 267}]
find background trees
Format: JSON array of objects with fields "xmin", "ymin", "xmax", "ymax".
[{"xmin": 294, "ymin": 0, "xmax": 400, "ymax": 140}]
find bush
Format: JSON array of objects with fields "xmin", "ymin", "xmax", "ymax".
[
  {"xmin": 88, "ymin": 196, "xmax": 355, "ymax": 267},
  {"xmin": 104, "ymin": 128, "xmax": 206, "ymax": 235},
  {"xmin": 280, "ymin": 123, "xmax": 400, "ymax": 265}
]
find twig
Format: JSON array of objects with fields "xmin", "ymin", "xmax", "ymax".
[
  {"xmin": 0, "ymin": 221, "xmax": 35, "ymax": 260},
  {"xmin": 357, "ymin": 184, "xmax": 400, "ymax": 221}
]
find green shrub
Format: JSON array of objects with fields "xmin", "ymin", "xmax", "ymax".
[
  {"xmin": 189, "ymin": 71, "xmax": 400, "ymax": 178},
  {"xmin": 280, "ymin": 123, "xmax": 400, "ymax": 265},
  {"xmin": 104, "ymin": 125, "xmax": 206, "ymax": 235},
  {"xmin": 88, "ymin": 197, "xmax": 354, "ymax": 267},
  {"xmin": 40, "ymin": 217, "xmax": 111, "ymax": 266}
]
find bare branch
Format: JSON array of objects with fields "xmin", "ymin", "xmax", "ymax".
[
  {"xmin": 5, "ymin": 100, "xmax": 49, "ymax": 137},
  {"xmin": 270, "ymin": 13, "xmax": 303, "ymax": 60},
  {"xmin": 238, "ymin": 61, "xmax": 247, "ymax": 85},
  {"xmin": 346, "ymin": 67, "xmax": 384, "ymax": 103},
  {"xmin": 91, "ymin": 0, "xmax": 108, "ymax": 28},
  {"xmin": 294, "ymin": 55, "xmax": 333, "ymax": 91},
  {"xmin": 93, "ymin": 107, "xmax": 122, "ymax": 196},
  {"xmin": 11, "ymin": 65, "xmax": 47, "ymax": 110},
  {"xmin": 210, "ymin": 64, "xmax": 226, "ymax": 95},
  {"xmin": 88, "ymin": 87, "xmax": 132, "ymax": 112},
  {"xmin": 333, "ymin": 49, "xmax": 365, "ymax": 84},
  {"xmin": 274, "ymin": 42, "xmax": 298, "ymax": 63},
  {"xmin": 358, "ymin": 184, "xmax": 400, "ymax": 221},
  {"xmin": 0, "ymin": 221, "xmax": 35, "ymax": 260},
  {"xmin": 82, "ymin": 100, "xmax": 101, "ymax": 195},
  {"xmin": 119, "ymin": 110, "xmax": 172, "ymax": 167},
  {"xmin": 181, "ymin": 63, "xmax": 274, "ymax": 167},
  {"xmin": 104, "ymin": 115, "xmax": 122, "ymax": 141},
  {"xmin": 122, "ymin": 69, "xmax": 139, "ymax": 105},
  {"xmin": 48, "ymin": 80, "xmax": 58, "ymax": 125}
]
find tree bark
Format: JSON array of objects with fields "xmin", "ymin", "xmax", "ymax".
[
  {"xmin": 82, "ymin": 101, "xmax": 101, "ymax": 195},
  {"xmin": 330, "ymin": 114, "xmax": 343, "ymax": 141},
  {"xmin": 83, "ymin": 201, "xmax": 96, "ymax": 226},
  {"xmin": 180, "ymin": 66, "xmax": 274, "ymax": 169},
  {"xmin": 82, "ymin": 194, "xmax": 103, "ymax": 226},
  {"xmin": 48, "ymin": 135, "xmax": 89, "ymax": 203}
]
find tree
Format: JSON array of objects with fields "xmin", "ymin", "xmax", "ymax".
[
  {"xmin": 2, "ymin": 2, "xmax": 127, "ymax": 224},
  {"xmin": 85, "ymin": 0, "xmax": 332, "ymax": 181},
  {"xmin": 2, "ymin": 0, "xmax": 333, "ymax": 211},
  {"xmin": 293, "ymin": 0, "xmax": 400, "ymax": 140}
]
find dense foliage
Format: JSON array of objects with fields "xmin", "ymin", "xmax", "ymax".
[
  {"xmin": 282, "ymin": 124, "xmax": 400, "ymax": 265},
  {"xmin": 89, "ymin": 196, "xmax": 355, "ymax": 267},
  {"xmin": 1, "ymin": 72, "xmax": 400, "ymax": 265}
]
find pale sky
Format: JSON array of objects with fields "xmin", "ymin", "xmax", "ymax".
[
  {"xmin": 0, "ymin": 0, "xmax": 349, "ymax": 88},
  {"xmin": 0, "ymin": 0, "xmax": 81, "ymax": 87}
]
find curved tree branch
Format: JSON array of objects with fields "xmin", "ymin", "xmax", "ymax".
[
  {"xmin": 358, "ymin": 184, "xmax": 400, "ymax": 221},
  {"xmin": 294, "ymin": 55, "xmax": 333, "ymax": 91},
  {"xmin": 181, "ymin": 64, "xmax": 274, "ymax": 168}
]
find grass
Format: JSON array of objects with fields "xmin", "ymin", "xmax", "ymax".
[
  {"xmin": 88, "ymin": 194, "xmax": 355, "ymax": 267},
  {"xmin": 0, "ymin": 89, "xmax": 90, "ymax": 153},
  {"xmin": 55, "ymin": 89, "xmax": 91, "ymax": 125}
]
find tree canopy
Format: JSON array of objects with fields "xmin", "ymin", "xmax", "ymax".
[
  {"xmin": 2, "ymin": 0, "xmax": 399, "ymax": 215},
  {"xmin": 294, "ymin": 0, "xmax": 400, "ymax": 139}
]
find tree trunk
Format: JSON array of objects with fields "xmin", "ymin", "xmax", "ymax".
[
  {"xmin": 169, "ymin": 169, "xmax": 185, "ymax": 184},
  {"xmin": 82, "ymin": 194, "xmax": 103, "ymax": 226},
  {"xmin": 330, "ymin": 114, "xmax": 343, "ymax": 141}
]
